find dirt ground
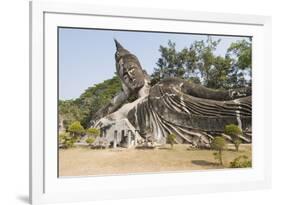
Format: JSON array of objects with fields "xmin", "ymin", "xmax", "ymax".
[{"xmin": 59, "ymin": 144, "xmax": 252, "ymax": 177}]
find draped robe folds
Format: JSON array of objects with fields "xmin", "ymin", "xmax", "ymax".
[
  {"xmin": 92, "ymin": 40, "xmax": 252, "ymax": 147},
  {"xmin": 127, "ymin": 78, "xmax": 251, "ymax": 146}
]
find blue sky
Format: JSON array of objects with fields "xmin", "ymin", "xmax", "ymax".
[{"xmin": 59, "ymin": 28, "xmax": 250, "ymax": 100}]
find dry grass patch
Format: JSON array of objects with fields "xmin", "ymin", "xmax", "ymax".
[{"xmin": 59, "ymin": 144, "xmax": 251, "ymax": 177}]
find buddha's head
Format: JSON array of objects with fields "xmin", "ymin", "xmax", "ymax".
[{"xmin": 114, "ymin": 39, "xmax": 147, "ymax": 92}]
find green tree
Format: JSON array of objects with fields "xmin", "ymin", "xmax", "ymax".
[
  {"xmin": 59, "ymin": 100, "xmax": 83, "ymax": 129},
  {"xmin": 151, "ymin": 41, "xmax": 185, "ymax": 85},
  {"xmin": 166, "ymin": 133, "xmax": 177, "ymax": 149},
  {"xmin": 151, "ymin": 38, "xmax": 229, "ymax": 88},
  {"xmin": 208, "ymin": 55, "xmax": 232, "ymax": 89},
  {"xmin": 59, "ymin": 76, "xmax": 122, "ymax": 129},
  {"xmin": 227, "ymin": 40, "xmax": 251, "ymax": 71},
  {"xmin": 226, "ymin": 39, "xmax": 252, "ymax": 88},
  {"xmin": 68, "ymin": 121, "xmax": 85, "ymax": 139},
  {"xmin": 151, "ymin": 37, "xmax": 252, "ymax": 90},
  {"xmin": 224, "ymin": 124, "xmax": 242, "ymax": 151},
  {"xmin": 211, "ymin": 136, "xmax": 227, "ymax": 166},
  {"xmin": 192, "ymin": 37, "xmax": 221, "ymax": 88}
]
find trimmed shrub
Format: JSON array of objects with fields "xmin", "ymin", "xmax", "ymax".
[
  {"xmin": 224, "ymin": 124, "xmax": 242, "ymax": 136},
  {"xmin": 233, "ymin": 138, "xmax": 242, "ymax": 152},
  {"xmin": 86, "ymin": 136, "xmax": 95, "ymax": 146},
  {"xmin": 230, "ymin": 155, "xmax": 252, "ymax": 168},
  {"xmin": 166, "ymin": 133, "xmax": 177, "ymax": 149},
  {"xmin": 211, "ymin": 136, "xmax": 227, "ymax": 166},
  {"xmin": 87, "ymin": 127, "xmax": 100, "ymax": 137},
  {"xmin": 68, "ymin": 121, "xmax": 85, "ymax": 139},
  {"xmin": 224, "ymin": 124, "xmax": 242, "ymax": 151},
  {"xmin": 59, "ymin": 132, "xmax": 76, "ymax": 149}
]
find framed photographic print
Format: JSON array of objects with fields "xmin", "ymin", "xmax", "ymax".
[{"xmin": 30, "ymin": 1, "xmax": 272, "ymax": 204}]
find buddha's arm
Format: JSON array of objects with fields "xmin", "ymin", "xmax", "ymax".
[
  {"xmin": 181, "ymin": 81, "xmax": 251, "ymax": 101},
  {"xmin": 91, "ymin": 90, "xmax": 129, "ymax": 125}
]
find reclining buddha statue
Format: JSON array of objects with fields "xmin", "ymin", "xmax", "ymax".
[{"xmin": 91, "ymin": 39, "xmax": 252, "ymax": 148}]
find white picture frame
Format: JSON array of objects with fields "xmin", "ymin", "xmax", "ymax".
[{"xmin": 30, "ymin": 1, "xmax": 272, "ymax": 204}]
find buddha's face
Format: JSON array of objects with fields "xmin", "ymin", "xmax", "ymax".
[{"xmin": 114, "ymin": 40, "xmax": 145, "ymax": 91}]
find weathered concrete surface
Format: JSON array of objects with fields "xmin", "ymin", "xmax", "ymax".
[
  {"xmin": 127, "ymin": 78, "xmax": 251, "ymax": 146},
  {"xmin": 92, "ymin": 40, "xmax": 252, "ymax": 147}
]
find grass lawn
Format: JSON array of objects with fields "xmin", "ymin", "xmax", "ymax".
[{"xmin": 59, "ymin": 144, "xmax": 252, "ymax": 177}]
